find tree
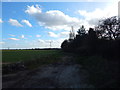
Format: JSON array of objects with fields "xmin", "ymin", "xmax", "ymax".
[
  {"xmin": 95, "ymin": 16, "xmax": 120, "ymax": 40},
  {"xmin": 61, "ymin": 40, "xmax": 70, "ymax": 51},
  {"xmin": 77, "ymin": 25, "xmax": 86, "ymax": 36},
  {"xmin": 88, "ymin": 28, "xmax": 97, "ymax": 39}
]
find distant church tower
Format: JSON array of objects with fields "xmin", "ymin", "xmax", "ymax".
[{"xmin": 69, "ymin": 26, "xmax": 75, "ymax": 40}]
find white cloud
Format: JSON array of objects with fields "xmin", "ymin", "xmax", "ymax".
[
  {"xmin": 37, "ymin": 38, "xmax": 67, "ymax": 48},
  {"xmin": 36, "ymin": 35, "xmax": 41, "ymax": 37},
  {"xmin": 25, "ymin": 5, "xmax": 42, "ymax": 15},
  {"xmin": 47, "ymin": 31, "xmax": 70, "ymax": 38},
  {"xmin": 0, "ymin": 42, "xmax": 5, "ymax": 44},
  {"xmin": 48, "ymin": 32, "xmax": 59, "ymax": 38},
  {"xmin": 60, "ymin": 31, "xmax": 69, "ymax": 37},
  {"xmin": 78, "ymin": 2, "xmax": 118, "ymax": 26},
  {"xmin": 0, "ymin": 18, "xmax": 3, "ymax": 23},
  {"xmin": 24, "ymin": 3, "xmax": 118, "ymax": 43},
  {"xmin": 8, "ymin": 38, "xmax": 20, "ymax": 41},
  {"xmin": 38, "ymin": 39, "xmax": 45, "ymax": 43},
  {"xmin": 8, "ymin": 19, "xmax": 23, "ymax": 27},
  {"xmin": 21, "ymin": 35, "xmax": 25, "ymax": 39},
  {"xmin": 25, "ymin": 5, "xmax": 81, "ymax": 31},
  {"xmin": 9, "ymin": 34, "xmax": 16, "ymax": 37},
  {"xmin": 25, "ymin": 4, "xmax": 118, "ymax": 31},
  {"xmin": 21, "ymin": 20, "xmax": 32, "ymax": 27},
  {"xmin": 45, "ymin": 38, "xmax": 67, "ymax": 48}
]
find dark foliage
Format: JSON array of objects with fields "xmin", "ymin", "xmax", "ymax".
[
  {"xmin": 61, "ymin": 16, "xmax": 120, "ymax": 60},
  {"xmin": 95, "ymin": 16, "xmax": 120, "ymax": 40}
]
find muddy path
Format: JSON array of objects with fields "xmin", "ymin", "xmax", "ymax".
[{"xmin": 2, "ymin": 56, "xmax": 94, "ymax": 88}]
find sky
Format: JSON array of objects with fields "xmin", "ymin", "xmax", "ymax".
[{"xmin": 0, "ymin": 1, "xmax": 119, "ymax": 49}]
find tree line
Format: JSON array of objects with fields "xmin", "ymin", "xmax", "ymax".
[{"xmin": 61, "ymin": 16, "xmax": 120, "ymax": 60}]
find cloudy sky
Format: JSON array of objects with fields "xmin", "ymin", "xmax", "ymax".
[{"xmin": 1, "ymin": 1, "xmax": 118, "ymax": 49}]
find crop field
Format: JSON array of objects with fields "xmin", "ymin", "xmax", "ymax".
[
  {"xmin": 2, "ymin": 50, "xmax": 63, "ymax": 63},
  {"xmin": 2, "ymin": 49, "xmax": 64, "ymax": 69}
]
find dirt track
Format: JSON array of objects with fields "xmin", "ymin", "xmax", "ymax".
[{"xmin": 2, "ymin": 56, "xmax": 94, "ymax": 88}]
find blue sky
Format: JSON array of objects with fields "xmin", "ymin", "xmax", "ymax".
[{"xmin": 1, "ymin": 2, "xmax": 118, "ymax": 49}]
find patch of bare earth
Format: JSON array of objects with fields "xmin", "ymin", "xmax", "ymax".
[{"xmin": 2, "ymin": 56, "xmax": 94, "ymax": 88}]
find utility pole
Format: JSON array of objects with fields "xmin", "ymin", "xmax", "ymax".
[
  {"xmin": 69, "ymin": 26, "xmax": 75, "ymax": 40},
  {"xmin": 71, "ymin": 26, "xmax": 75, "ymax": 38},
  {"xmin": 49, "ymin": 41, "xmax": 52, "ymax": 48}
]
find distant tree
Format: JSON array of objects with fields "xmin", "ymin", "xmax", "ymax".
[
  {"xmin": 85, "ymin": 28, "xmax": 98, "ymax": 54},
  {"xmin": 88, "ymin": 28, "xmax": 98, "ymax": 39},
  {"xmin": 95, "ymin": 16, "xmax": 120, "ymax": 40},
  {"xmin": 77, "ymin": 25, "xmax": 86, "ymax": 36},
  {"xmin": 61, "ymin": 40, "xmax": 69, "ymax": 51}
]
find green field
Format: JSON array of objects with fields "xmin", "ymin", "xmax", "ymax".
[
  {"xmin": 2, "ymin": 49, "xmax": 65, "ymax": 69},
  {"xmin": 2, "ymin": 50, "xmax": 62, "ymax": 63}
]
